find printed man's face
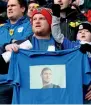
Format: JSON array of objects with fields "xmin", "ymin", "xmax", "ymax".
[{"xmin": 41, "ymin": 70, "xmax": 52, "ymax": 84}]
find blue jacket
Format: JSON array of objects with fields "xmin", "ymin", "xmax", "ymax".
[{"xmin": 0, "ymin": 16, "xmax": 33, "ymax": 47}]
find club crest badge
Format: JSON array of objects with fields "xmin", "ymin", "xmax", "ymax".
[
  {"xmin": 9, "ymin": 29, "xmax": 14, "ymax": 36},
  {"xmin": 18, "ymin": 27, "xmax": 24, "ymax": 33}
]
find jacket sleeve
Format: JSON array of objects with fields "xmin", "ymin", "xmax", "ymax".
[
  {"xmin": 0, "ymin": 46, "xmax": 5, "ymax": 55},
  {"xmin": 0, "ymin": 43, "xmax": 9, "ymax": 55},
  {"xmin": 52, "ymin": 16, "xmax": 64, "ymax": 43},
  {"xmin": 0, "ymin": 55, "xmax": 9, "ymax": 74}
]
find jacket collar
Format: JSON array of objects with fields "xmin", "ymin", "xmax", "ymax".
[{"xmin": 5, "ymin": 15, "xmax": 28, "ymax": 28}]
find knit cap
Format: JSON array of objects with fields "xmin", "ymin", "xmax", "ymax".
[
  {"xmin": 31, "ymin": 7, "xmax": 52, "ymax": 27},
  {"xmin": 77, "ymin": 22, "xmax": 91, "ymax": 32}
]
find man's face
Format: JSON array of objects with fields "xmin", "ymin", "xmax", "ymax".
[
  {"xmin": 54, "ymin": 0, "xmax": 72, "ymax": 10},
  {"xmin": 27, "ymin": 3, "xmax": 38, "ymax": 18},
  {"xmin": 77, "ymin": 29, "xmax": 91, "ymax": 42},
  {"xmin": 32, "ymin": 14, "xmax": 50, "ymax": 36},
  {"xmin": 7, "ymin": 0, "xmax": 25, "ymax": 21},
  {"xmin": 41, "ymin": 70, "xmax": 52, "ymax": 84}
]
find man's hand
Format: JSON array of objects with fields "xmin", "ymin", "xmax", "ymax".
[
  {"xmin": 5, "ymin": 43, "xmax": 19, "ymax": 52},
  {"xmin": 85, "ymin": 85, "xmax": 91, "ymax": 100},
  {"xmin": 3, "ymin": 40, "xmax": 32, "ymax": 63}
]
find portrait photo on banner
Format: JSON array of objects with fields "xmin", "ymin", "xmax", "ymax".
[{"xmin": 29, "ymin": 65, "xmax": 66, "ymax": 89}]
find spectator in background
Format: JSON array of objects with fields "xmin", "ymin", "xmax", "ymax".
[
  {"xmin": 0, "ymin": 0, "xmax": 33, "ymax": 104},
  {"xmin": 0, "ymin": 0, "xmax": 33, "ymax": 47},
  {"xmin": 84, "ymin": 10, "xmax": 91, "ymax": 23},
  {"xmin": 27, "ymin": 1, "xmax": 39, "ymax": 20},
  {"xmin": 72, "ymin": 0, "xmax": 91, "ymax": 22},
  {"xmin": 52, "ymin": 0, "xmax": 86, "ymax": 41},
  {"xmin": 33, "ymin": 0, "xmax": 53, "ymax": 8},
  {"xmin": 82, "ymin": 0, "xmax": 91, "ymax": 23},
  {"xmin": 29, "ymin": 0, "xmax": 46, "ymax": 7},
  {"xmin": 27, "ymin": 0, "xmax": 53, "ymax": 8}
]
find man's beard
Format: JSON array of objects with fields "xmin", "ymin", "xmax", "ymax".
[
  {"xmin": 35, "ymin": 31, "xmax": 43, "ymax": 36},
  {"xmin": 34, "ymin": 30, "xmax": 48, "ymax": 37}
]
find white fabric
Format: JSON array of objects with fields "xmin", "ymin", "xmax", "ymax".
[{"xmin": 2, "ymin": 40, "xmax": 33, "ymax": 63}]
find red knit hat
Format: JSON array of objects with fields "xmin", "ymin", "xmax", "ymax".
[{"xmin": 31, "ymin": 8, "xmax": 52, "ymax": 26}]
